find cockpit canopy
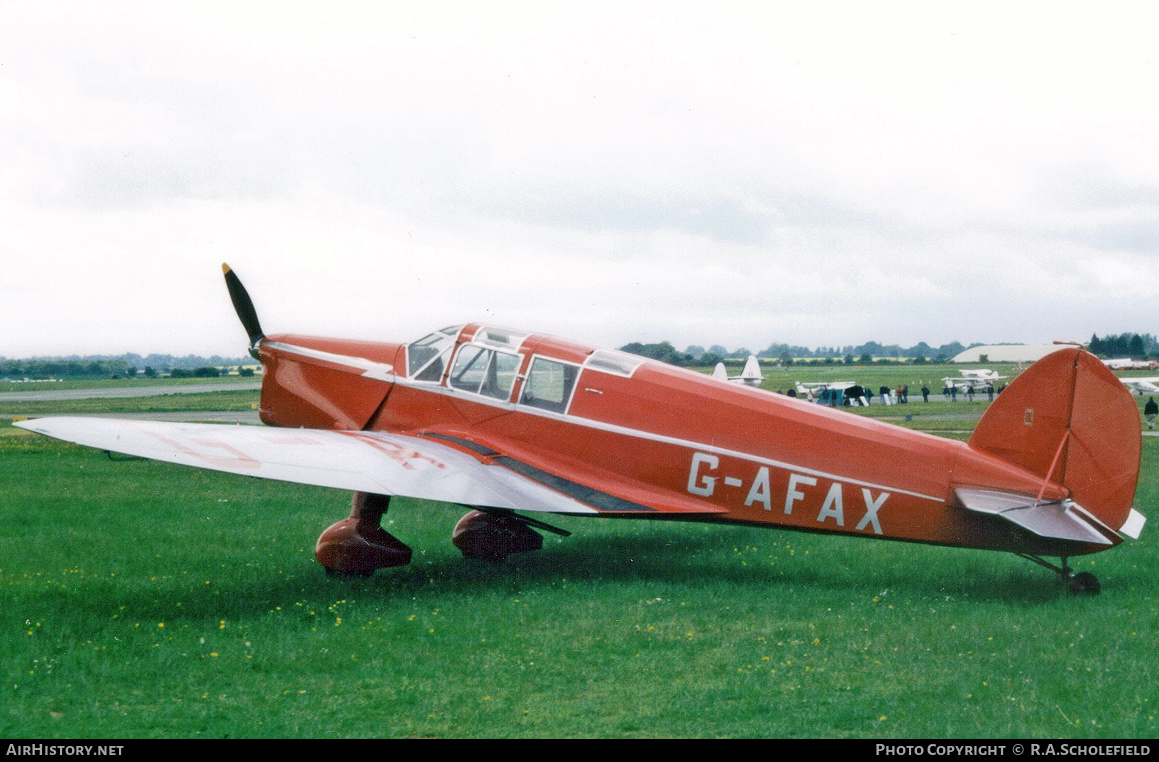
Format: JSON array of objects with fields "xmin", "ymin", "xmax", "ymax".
[
  {"xmin": 404, "ymin": 324, "xmax": 646, "ymax": 415},
  {"xmin": 406, "ymin": 325, "xmax": 536, "ymax": 385}
]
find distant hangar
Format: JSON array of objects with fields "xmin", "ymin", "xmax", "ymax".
[{"xmin": 951, "ymin": 344, "xmax": 1062, "ymax": 363}]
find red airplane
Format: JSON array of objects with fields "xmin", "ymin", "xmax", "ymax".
[{"xmin": 15, "ymin": 265, "xmax": 1146, "ymax": 593}]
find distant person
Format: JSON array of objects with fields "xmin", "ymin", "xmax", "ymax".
[
  {"xmin": 921, "ymin": 385, "xmax": 930, "ymax": 403},
  {"xmin": 880, "ymin": 385, "xmax": 891, "ymax": 405},
  {"xmin": 786, "ymin": 387, "xmax": 796, "ymax": 398},
  {"xmin": 1146, "ymin": 397, "xmax": 1158, "ymax": 430},
  {"xmin": 986, "ymin": 384, "xmax": 994, "ymax": 402},
  {"xmin": 950, "ymin": 385, "xmax": 957, "ymax": 402},
  {"xmin": 967, "ymin": 385, "xmax": 975, "ymax": 401}
]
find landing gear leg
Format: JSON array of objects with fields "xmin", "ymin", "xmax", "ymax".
[
  {"xmin": 315, "ymin": 492, "xmax": 412, "ymax": 577},
  {"xmin": 1017, "ymin": 554, "xmax": 1100, "ymax": 595}
]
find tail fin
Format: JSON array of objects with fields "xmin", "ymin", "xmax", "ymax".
[
  {"xmin": 968, "ymin": 346, "xmax": 1142, "ymax": 535},
  {"xmin": 740, "ymin": 355, "xmax": 763, "ymax": 385}
]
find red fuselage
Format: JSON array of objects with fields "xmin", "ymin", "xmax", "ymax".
[{"xmin": 255, "ymin": 323, "xmax": 1093, "ymax": 557}]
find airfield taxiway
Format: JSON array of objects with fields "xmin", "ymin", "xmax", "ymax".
[{"xmin": 0, "ymin": 381, "xmax": 261, "ymax": 402}]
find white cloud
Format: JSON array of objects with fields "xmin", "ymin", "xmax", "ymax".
[{"xmin": 3, "ymin": 1, "xmax": 1159, "ymax": 358}]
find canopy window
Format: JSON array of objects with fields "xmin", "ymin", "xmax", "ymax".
[
  {"xmin": 406, "ymin": 326, "xmax": 461, "ymax": 382},
  {"xmin": 519, "ymin": 357, "xmax": 579, "ymax": 414},
  {"xmin": 449, "ymin": 345, "xmax": 521, "ymax": 401}
]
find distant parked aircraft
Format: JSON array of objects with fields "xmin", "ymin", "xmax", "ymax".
[
  {"xmin": 712, "ymin": 355, "xmax": 764, "ymax": 387},
  {"xmin": 942, "ymin": 369, "xmax": 1006, "ymax": 392},
  {"xmin": 1103, "ymin": 358, "xmax": 1158, "ymax": 371},
  {"xmin": 1118, "ymin": 377, "xmax": 1159, "ymax": 395}
]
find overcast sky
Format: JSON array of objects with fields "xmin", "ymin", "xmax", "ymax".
[{"xmin": 2, "ymin": 1, "xmax": 1157, "ymax": 358}]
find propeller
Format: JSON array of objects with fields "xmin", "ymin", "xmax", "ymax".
[{"xmin": 222, "ymin": 263, "xmax": 265, "ymax": 357}]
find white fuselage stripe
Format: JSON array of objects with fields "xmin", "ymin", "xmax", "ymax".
[{"xmin": 555, "ymin": 411, "xmax": 945, "ymax": 503}]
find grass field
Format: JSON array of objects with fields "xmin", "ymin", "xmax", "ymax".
[{"xmin": 2, "ymin": 371, "xmax": 1156, "ymax": 739}]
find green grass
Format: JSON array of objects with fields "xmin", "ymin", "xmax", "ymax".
[
  {"xmin": 1, "ymin": 390, "xmax": 259, "ymax": 418},
  {"xmin": 1, "ymin": 375, "xmax": 260, "ymax": 418},
  {"xmin": 2, "ymin": 376, "xmax": 1157, "ymax": 738}
]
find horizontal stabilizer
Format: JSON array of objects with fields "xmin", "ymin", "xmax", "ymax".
[{"xmin": 955, "ymin": 487, "xmax": 1116, "ymax": 546}]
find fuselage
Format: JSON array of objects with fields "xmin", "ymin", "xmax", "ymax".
[{"xmin": 255, "ymin": 322, "xmax": 1085, "ymax": 556}]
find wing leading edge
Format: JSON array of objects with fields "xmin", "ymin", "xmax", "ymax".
[{"xmin": 13, "ymin": 417, "xmax": 723, "ymax": 518}]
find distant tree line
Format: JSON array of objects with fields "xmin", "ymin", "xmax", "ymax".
[
  {"xmin": 619, "ymin": 342, "xmax": 697, "ymax": 366},
  {"xmin": 0, "ymin": 353, "xmax": 251, "ymax": 380},
  {"xmin": 623, "ymin": 332, "xmax": 1159, "ymax": 368},
  {"xmin": 1088, "ymin": 333, "xmax": 1156, "ymax": 359},
  {"xmin": 623, "ymin": 339, "xmax": 975, "ymax": 366},
  {"xmin": 169, "ymin": 367, "xmax": 222, "ymax": 378},
  {"xmin": 1, "ymin": 358, "xmax": 136, "ymax": 380}
]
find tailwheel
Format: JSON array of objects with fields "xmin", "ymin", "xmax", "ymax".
[
  {"xmin": 452, "ymin": 509, "xmax": 544, "ymax": 562},
  {"xmin": 1067, "ymin": 571, "xmax": 1100, "ymax": 595},
  {"xmin": 315, "ymin": 492, "xmax": 412, "ymax": 577},
  {"xmin": 1017, "ymin": 554, "xmax": 1101, "ymax": 595}
]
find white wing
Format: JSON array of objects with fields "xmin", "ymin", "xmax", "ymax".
[{"xmin": 14, "ymin": 417, "xmax": 599, "ymax": 515}]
